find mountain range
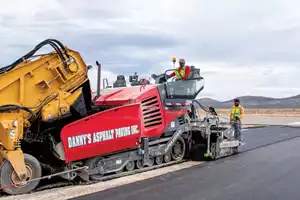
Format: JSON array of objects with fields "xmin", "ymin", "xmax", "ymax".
[{"xmin": 198, "ymin": 94, "xmax": 300, "ymax": 108}]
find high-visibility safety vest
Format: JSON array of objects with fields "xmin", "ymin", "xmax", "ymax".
[
  {"xmin": 174, "ymin": 66, "xmax": 186, "ymax": 78},
  {"xmin": 231, "ymin": 105, "xmax": 243, "ymax": 121}
]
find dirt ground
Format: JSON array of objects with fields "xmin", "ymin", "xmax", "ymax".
[
  {"xmin": 199, "ymin": 108, "xmax": 300, "ymax": 117},
  {"xmin": 197, "ymin": 108, "xmax": 300, "ymax": 128}
]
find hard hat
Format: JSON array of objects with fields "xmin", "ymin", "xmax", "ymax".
[
  {"xmin": 172, "ymin": 57, "xmax": 176, "ymax": 62},
  {"xmin": 234, "ymin": 98, "xmax": 240, "ymax": 102},
  {"xmin": 179, "ymin": 58, "xmax": 185, "ymax": 64}
]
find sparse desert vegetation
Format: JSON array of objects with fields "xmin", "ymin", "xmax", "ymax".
[
  {"xmin": 212, "ymin": 108, "xmax": 300, "ymax": 117},
  {"xmin": 197, "ymin": 108, "xmax": 300, "ymax": 128}
]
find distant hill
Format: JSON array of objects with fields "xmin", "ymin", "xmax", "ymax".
[{"xmin": 198, "ymin": 94, "xmax": 300, "ymax": 109}]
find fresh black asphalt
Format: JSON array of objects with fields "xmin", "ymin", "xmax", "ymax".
[{"xmin": 72, "ymin": 126, "xmax": 300, "ymax": 200}]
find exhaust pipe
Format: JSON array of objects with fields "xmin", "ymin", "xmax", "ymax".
[{"xmin": 96, "ymin": 61, "xmax": 101, "ymax": 98}]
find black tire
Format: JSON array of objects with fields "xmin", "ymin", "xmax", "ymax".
[
  {"xmin": 136, "ymin": 160, "xmax": 143, "ymax": 169},
  {"xmin": 155, "ymin": 156, "xmax": 163, "ymax": 165},
  {"xmin": 125, "ymin": 161, "xmax": 135, "ymax": 171},
  {"xmin": 171, "ymin": 137, "xmax": 186, "ymax": 161},
  {"xmin": 0, "ymin": 153, "xmax": 42, "ymax": 195},
  {"xmin": 163, "ymin": 153, "xmax": 172, "ymax": 163},
  {"xmin": 146, "ymin": 157, "xmax": 154, "ymax": 167},
  {"xmin": 85, "ymin": 156, "xmax": 104, "ymax": 181}
]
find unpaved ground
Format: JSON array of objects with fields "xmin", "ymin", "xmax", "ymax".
[
  {"xmin": 214, "ymin": 114, "xmax": 300, "ymax": 127},
  {"xmin": 208, "ymin": 108, "xmax": 300, "ymax": 117},
  {"xmin": 198, "ymin": 108, "xmax": 300, "ymax": 127},
  {"xmin": 242, "ymin": 115, "xmax": 300, "ymax": 126}
]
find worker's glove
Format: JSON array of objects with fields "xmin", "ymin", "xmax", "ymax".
[{"xmin": 235, "ymin": 116, "xmax": 240, "ymax": 120}]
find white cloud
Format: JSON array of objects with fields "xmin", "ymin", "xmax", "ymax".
[
  {"xmin": 198, "ymin": 63, "xmax": 300, "ymax": 101},
  {"xmin": 1, "ymin": 0, "xmax": 300, "ymax": 101}
]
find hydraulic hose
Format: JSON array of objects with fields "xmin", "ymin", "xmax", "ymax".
[
  {"xmin": 0, "ymin": 39, "xmax": 69, "ymax": 74},
  {"xmin": 192, "ymin": 99, "xmax": 210, "ymax": 113},
  {"xmin": 192, "ymin": 99, "xmax": 232, "ymax": 120},
  {"xmin": 0, "ymin": 93, "xmax": 58, "ymax": 118},
  {"xmin": 44, "ymin": 39, "xmax": 70, "ymax": 59},
  {"xmin": 0, "ymin": 105, "xmax": 36, "ymax": 117}
]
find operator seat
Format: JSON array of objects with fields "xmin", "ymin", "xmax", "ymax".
[
  {"xmin": 189, "ymin": 65, "xmax": 201, "ymax": 78},
  {"xmin": 113, "ymin": 75, "xmax": 127, "ymax": 88},
  {"xmin": 131, "ymin": 78, "xmax": 150, "ymax": 86},
  {"xmin": 151, "ymin": 73, "xmax": 170, "ymax": 84}
]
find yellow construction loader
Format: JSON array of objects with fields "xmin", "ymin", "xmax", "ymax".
[{"xmin": 0, "ymin": 39, "xmax": 92, "ymax": 194}]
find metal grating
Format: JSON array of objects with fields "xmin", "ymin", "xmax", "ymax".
[
  {"xmin": 141, "ymin": 96, "xmax": 163, "ymax": 128},
  {"xmin": 178, "ymin": 115, "xmax": 185, "ymax": 125}
]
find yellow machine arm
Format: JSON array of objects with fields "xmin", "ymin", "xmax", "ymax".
[{"xmin": 0, "ymin": 39, "xmax": 92, "ymax": 180}]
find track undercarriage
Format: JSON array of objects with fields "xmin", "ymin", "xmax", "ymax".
[{"xmin": 48, "ymin": 113, "xmax": 239, "ymax": 180}]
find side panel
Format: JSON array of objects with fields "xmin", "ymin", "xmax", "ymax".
[
  {"xmin": 163, "ymin": 109, "xmax": 188, "ymax": 127},
  {"xmin": 60, "ymin": 103, "xmax": 143, "ymax": 163},
  {"xmin": 135, "ymin": 87, "xmax": 188, "ymax": 139},
  {"xmin": 135, "ymin": 87, "xmax": 166, "ymax": 138}
]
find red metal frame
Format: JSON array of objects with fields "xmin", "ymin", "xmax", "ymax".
[{"xmin": 60, "ymin": 85, "xmax": 187, "ymax": 163}]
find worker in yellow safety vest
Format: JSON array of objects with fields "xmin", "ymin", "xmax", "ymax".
[
  {"xmin": 229, "ymin": 98, "xmax": 244, "ymax": 142},
  {"xmin": 169, "ymin": 58, "xmax": 191, "ymax": 80}
]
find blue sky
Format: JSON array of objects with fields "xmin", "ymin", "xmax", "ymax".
[{"xmin": 1, "ymin": 0, "xmax": 300, "ymax": 101}]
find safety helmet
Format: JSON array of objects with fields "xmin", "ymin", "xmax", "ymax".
[
  {"xmin": 172, "ymin": 57, "xmax": 176, "ymax": 62},
  {"xmin": 179, "ymin": 58, "xmax": 185, "ymax": 64},
  {"xmin": 234, "ymin": 98, "xmax": 240, "ymax": 103}
]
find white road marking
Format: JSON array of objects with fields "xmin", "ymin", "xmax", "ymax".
[
  {"xmin": 1, "ymin": 161, "xmax": 204, "ymax": 200},
  {"xmin": 288, "ymin": 122, "xmax": 300, "ymax": 126}
]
